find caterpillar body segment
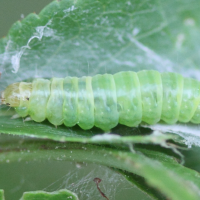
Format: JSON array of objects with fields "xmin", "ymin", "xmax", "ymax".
[
  {"xmin": 77, "ymin": 76, "xmax": 94, "ymax": 130},
  {"xmin": 137, "ymin": 70, "xmax": 163, "ymax": 125},
  {"xmin": 29, "ymin": 79, "xmax": 50, "ymax": 122},
  {"xmin": 63, "ymin": 77, "xmax": 78, "ymax": 127},
  {"xmin": 161, "ymin": 73, "xmax": 183, "ymax": 124},
  {"xmin": 113, "ymin": 71, "xmax": 142, "ymax": 127},
  {"xmin": 92, "ymin": 74, "xmax": 119, "ymax": 130},
  {"xmin": 2, "ymin": 70, "xmax": 200, "ymax": 131},
  {"xmin": 180, "ymin": 78, "xmax": 200, "ymax": 123},
  {"xmin": 46, "ymin": 78, "xmax": 64, "ymax": 126}
]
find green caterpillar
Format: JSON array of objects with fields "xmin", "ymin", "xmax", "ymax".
[{"xmin": 1, "ymin": 70, "xmax": 200, "ymax": 131}]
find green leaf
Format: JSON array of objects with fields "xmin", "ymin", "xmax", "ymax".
[
  {"xmin": 20, "ymin": 190, "xmax": 78, "ymax": 200},
  {"xmin": 0, "ymin": 111, "xmax": 176, "ymax": 146},
  {"xmin": 0, "ymin": 0, "xmax": 200, "ymax": 142},
  {"xmin": 0, "ymin": 140, "xmax": 200, "ymax": 200},
  {"xmin": 144, "ymin": 123, "xmax": 200, "ymax": 148},
  {"xmin": 0, "ymin": 190, "xmax": 5, "ymax": 200}
]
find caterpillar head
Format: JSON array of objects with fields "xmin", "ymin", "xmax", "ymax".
[{"xmin": 1, "ymin": 83, "xmax": 21, "ymax": 107}]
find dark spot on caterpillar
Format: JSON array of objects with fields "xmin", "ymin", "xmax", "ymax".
[
  {"xmin": 26, "ymin": 97, "xmax": 29, "ymax": 101},
  {"xmin": 93, "ymin": 177, "xmax": 109, "ymax": 200}
]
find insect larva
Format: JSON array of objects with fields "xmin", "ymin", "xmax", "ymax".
[{"xmin": 1, "ymin": 70, "xmax": 200, "ymax": 131}]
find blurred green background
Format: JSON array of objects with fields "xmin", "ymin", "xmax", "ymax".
[{"xmin": 0, "ymin": 0, "xmax": 53, "ymax": 38}]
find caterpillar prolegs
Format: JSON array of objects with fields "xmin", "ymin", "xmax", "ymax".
[{"xmin": 1, "ymin": 70, "xmax": 200, "ymax": 131}]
